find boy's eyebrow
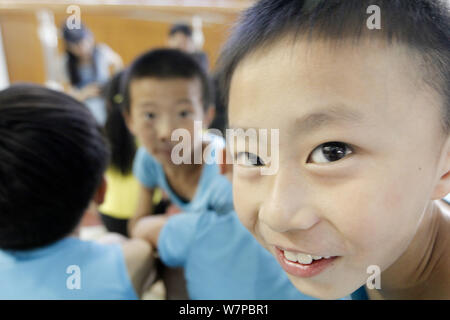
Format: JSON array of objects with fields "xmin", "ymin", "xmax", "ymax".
[
  {"xmin": 295, "ymin": 105, "xmax": 364, "ymax": 134},
  {"xmin": 174, "ymin": 98, "xmax": 193, "ymax": 106},
  {"xmin": 137, "ymin": 101, "xmax": 157, "ymax": 108},
  {"xmin": 229, "ymin": 105, "xmax": 363, "ymax": 133}
]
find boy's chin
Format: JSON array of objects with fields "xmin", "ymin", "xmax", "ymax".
[
  {"xmin": 155, "ymin": 150, "xmax": 173, "ymax": 161},
  {"xmin": 286, "ymin": 273, "xmax": 360, "ymax": 300}
]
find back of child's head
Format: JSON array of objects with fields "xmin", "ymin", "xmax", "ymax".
[
  {"xmin": 218, "ymin": 0, "xmax": 450, "ymax": 131},
  {"xmin": 103, "ymin": 71, "xmax": 136, "ymax": 175},
  {"xmin": 122, "ymin": 48, "xmax": 212, "ymax": 112},
  {"xmin": 0, "ymin": 84, "xmax": 109, "ymax": 250}
]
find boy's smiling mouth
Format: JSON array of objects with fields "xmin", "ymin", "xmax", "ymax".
[{"xmin": 274, "ymin": 246, "xmax": 339, "ymax": 278}]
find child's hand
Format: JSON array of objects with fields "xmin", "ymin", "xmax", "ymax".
[{"xmin": 77, "ymin": 83, "xmax": 101, "ymax": 101}]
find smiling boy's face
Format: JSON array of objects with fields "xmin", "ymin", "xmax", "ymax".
[{"xmin": 228, "ymin": 37, "xmax": 450, "ymax": 299}]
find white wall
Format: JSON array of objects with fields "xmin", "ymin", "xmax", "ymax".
[{"xmin": 0, "ymin": 25, "xmax": 9, "ymax": 90}]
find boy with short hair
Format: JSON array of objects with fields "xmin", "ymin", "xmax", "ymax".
[
  {"xmin": 218, "ymin": 0, "xmax": 450, "ymax": 299},
  {"xmin": 123, "ymin": 49, "xmax": 231, "ymax": 234},
  {"xmin": 0, "ymin": 84, "xmax": 153, "ymax": 299},
  {"xmin": 123, "ymin": 48, "xmax": 231, "ymax": 298}
]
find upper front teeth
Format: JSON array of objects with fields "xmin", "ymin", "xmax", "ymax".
[
  {"xmin": 283, "ymin": 250, "xmax": 329, "ymax": 264},
  {"xmin": 297, "ymin": 253, "xmax": 313, "ymax": 264},
  {"xmin": 284, "ymin": 250, "xmax": 298, "ymax": 262}
]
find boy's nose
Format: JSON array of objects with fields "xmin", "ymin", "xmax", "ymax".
[
  {"xmin": 259, "ymin": 168, "xmax": 320, "ymax": 233},
  {"xmin": 156, "ymin": 118, "xmax": 172, "ymax": 142}
]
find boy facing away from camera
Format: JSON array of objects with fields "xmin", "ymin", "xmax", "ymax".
[
  {"xmin": 218, "ymin": 0, "xmax": 450, "ymax": 299},
  {"xmin": 0, "ymin": 84, "xmax": 153, "ymax": 299}
]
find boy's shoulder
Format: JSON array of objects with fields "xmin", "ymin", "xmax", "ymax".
[
  {"xmin": 0, "ymin": 237, "xmax": 137, "ymax": 299},
  {"xmin": 133, "ymin": 147, "xmax": 163, "ymax": 187},
  {"xmin": 186, "ymin": 211, "xmax": 250, "ymax": 254},
  {"xmin": 160, "ymin": 210, "xmax": 229, "ymax": 252},
  {"xmin": 135, "ymin": 146, "xmax": 158, "ymax": 163}
]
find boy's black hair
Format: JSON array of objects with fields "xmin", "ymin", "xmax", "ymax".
[
  {"xmin": 103, "ymin": 71, "xmax": 137, "ymax": 175},
  {"xmin": 0, "ymin": 84, "xmax": 109, "ymax": 250},
  {"xmin": 217, "ymin": 0, "xmax": 450, "ymax": 131},
  {"xmin": 209, "ymin": 73, "xmax": 227, "ymax": 135},
  {"xmin": 169, "ymin": 23, "xmax": 193, "ymax": 37},
  {"xmin": 122, "ymin": 48, "xmax": 212, "ymax": 112}
]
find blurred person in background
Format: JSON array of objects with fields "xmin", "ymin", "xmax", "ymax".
[
  {"xmin": 167, "ymin": 22, "xmax": 209, "ymax": 72},
  {"xmin": 59, "ymin": 23, "xmax": 123, "ymax": 126},
  {"xmin": 99, "ymin": 71, "xmax": 176, "ymax": 237},
  {"xmin": 98, "ymin": 71, "xmax": 139, "ymax": 236},
  {"xmin": 168, "ymin": 23, "xmax": 227, "ymax": 135}
]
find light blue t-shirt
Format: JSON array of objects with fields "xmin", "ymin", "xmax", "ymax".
[
  {"xmin": 351, "ymin": 286, "xmax": 369, "ymax": 300},
  {"xmin": 158, "ymin": 210, "xmax": 316, "ymax": 300},
  {"xmin": 133, "ymin": 134, "xmax": 234, "ymax": 215},
  {"xmin": 0, "ymin": 237, "xmax": 138, "ymax": 300}
]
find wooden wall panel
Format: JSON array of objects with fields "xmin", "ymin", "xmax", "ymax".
[
  {"xmin": 54, "ymin": 13, "xmax": 168, "ymax": 67},
  {"xmin": 0, "ymin": 6, "xmax": 239, "ymax": 85},
  {"xmin": 0, "ymin": 12, "xmax": 45, "ymax": 84},
  {"xmin": 54, "ymin": 12, "xmax": 237, "ymax": 70}
]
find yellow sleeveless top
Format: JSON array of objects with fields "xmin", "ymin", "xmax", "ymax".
[
  {"xmin": 99, "ymin": 167, "xmax": 163, "ymax": 219},
  {"xmin": 99, "ymin": 167, "xmax": 140, "ymax": 219}
]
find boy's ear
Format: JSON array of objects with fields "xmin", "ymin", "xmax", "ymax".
[
  {"xmin": 432, "ymin": 136, "xmax": 450, "ymax": 200},
  {"xmin": 203, "ymin": 105, "xmax": 216, "ymax": 129},
  {"xmin": 93, "ymin": 177, "xmax": 107, "ymax": 205}
]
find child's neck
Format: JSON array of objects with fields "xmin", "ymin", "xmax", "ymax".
[
  {"xmin": 367, "ymin": 200, "xmax": 449, "ymax": 299},
  {"xmin": 163, "ymin": 159, "xmax": 203, "ymax": 178},
  {"xmin": 162, "ymin": 142, "xmax": 207, "ymax": 178}
]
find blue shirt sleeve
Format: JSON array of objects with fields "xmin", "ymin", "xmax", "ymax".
[
  {"xmin": 351, "ymin": 286, "xmax": 369, "ymax": 300},
  {"xmin": 133, "ymin": 147, "xmax": 159, "ymax": 188},
  {"xmin": 157, "ymin": 213, "xmax": 201, "ymax": 267},
  {"xmin": 209, "ymin": 177, "xmax": 235, "ymax": 214}
]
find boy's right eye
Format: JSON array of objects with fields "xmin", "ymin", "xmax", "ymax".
[
  {"xmin": 144, "ymin": 112, "xmax": 155, "ymax": 120},
  {"xmin": 307, "ymin": 142, "xmax": 353, "ymax": 164},
  {"xmin": 236, "ymin": 152, "xmax": 265, "ymax": 167}
]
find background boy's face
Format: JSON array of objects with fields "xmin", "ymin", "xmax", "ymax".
[
  {"xmin": 127, "ymin": 77, "xmax": 205, "ymax": 165},
  {"xmin": 66, "ymin": 35, "xmax": 95, "ymax": 59},
  {"xmin": 168, "ymin": 32, "xmax": 195, "ymax": 53},
  {"xmin": 228, "ymin": 37, "xmax": 448, "ymax": 299}
]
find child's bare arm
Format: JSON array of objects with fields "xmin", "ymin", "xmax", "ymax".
[
  {"xmin": 128, "ymin": 184, "xmax": 154, "ymax": 235},
  {"xmin": 121, "ymin": 238, "xmax": 155, "ymax": 298},
  {"xmin": 130, "ymin": 215, "xmax": 170, "ymax": 248}
]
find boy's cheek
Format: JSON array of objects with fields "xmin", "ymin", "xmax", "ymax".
[
  {"xmin": 345, "ymin": 190, "xmax": 417, "ymax": 268},
  {"xmin": 134, "ymin": 123, "xmax": 156, "ymax": 148},
  {"xmin": 232, "ymin": 180, "xmax": 260, "ymax": 231}
]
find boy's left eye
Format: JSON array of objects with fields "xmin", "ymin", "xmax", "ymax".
[
  {"xmin": 179, "ymin": 110, "xmax": 191, "ymax": 118},
  {"xmin": 307, "ymin": 142, "xmax": 353, "ymax": 164}
]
